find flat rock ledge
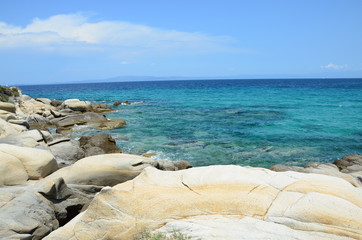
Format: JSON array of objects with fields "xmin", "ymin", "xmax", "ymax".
[{"xmin": 45, "ymin": 165, "xmax": 362, "ymax": 240}]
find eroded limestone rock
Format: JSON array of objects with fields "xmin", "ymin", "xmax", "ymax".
[
  {"xmin": 44, "ymin": 165, "xmax": 362, "ymax": 240},
  {"xmin": 0, "ymin": 144, "xmax": 58, "ymax": 185}
]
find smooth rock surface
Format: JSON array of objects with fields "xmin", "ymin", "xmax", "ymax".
[
  {"xmin": 8, "ymin": 119, "xmax": 30, "ymax": 129},
  {"xmin": 0, "ymin": 187, "xmax": 58, "ymax": 240},
  {"xmin": 91, "ymin": 103, "xmax": 113, "ymax": 113},
  {"xmin": 35, "ymin": 98, "xmax": 52, "ymax": 105},
  {"xmin": 334, "ymin": 154, "xmax": 362, "ymax": 173},
  {"xmin": 26, "ymin": 114, "xmax": 51, "ymax": 128},
  {"xmin": 0, "ymin": 118, "xmax": 27, "ymax": 137},
  {"xmin": 44, "ymin": 165, "xmax": 362, "ymax": 240},
  {"xmin": 0, "ymin": 177, "xmax": 96, "ymax": 240},
  {"xmin": 46, "ymin": 153, "xmax": 158, "ymax": 186},
  {"xmin": 0, "ymin": 129, "xmax": 49, "ymax": 147},
  {"xmin": 0, "ymin": 102, "xmax": 16, "ymax": 113},
  {"xmin": 0, "ymin": 109, "xmax": 16, "ymax": 121},
  {"xmin": 79, "ymin": 133, "xmax": 121, "ymax": 157},
  {"xmin": 155, "ymin": 215, "xmax": 356, "ymax": 240},
  {"xmin": 49, "ymin": 139, "xmax": 85, "ymax": 165},
  {"xmin": 93, "ymin": 119, "xmax": 127, "ymax": 130},
  {"xmin": 61, "ymin": 99, "xmax": 91, "ymax": 112},
  {"xmin": 0, "ymin": 144, "xmax": 58, "ymax": 185},
  {"xmin": 52, "ymin": 112, "xmax": 107, "ymax": 128},
  {"xmin": 15, "ymin": 96, "xmax": 55, "ymax": 116},
  {"xmin": 271, "ymin": 161, "xmax": 362, "ymax": 187}
]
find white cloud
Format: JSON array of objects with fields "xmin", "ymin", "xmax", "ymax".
[
  {"xmin": 0, "ymin": 13, "xmax": 237, "ymax": 55},
  {"xmin": 120, "ymin": 61, "xmax": 130, "ymax": 65},
  {"xmin": 320, "ymin": 63, "xmax": 347, "ymax": 70}
]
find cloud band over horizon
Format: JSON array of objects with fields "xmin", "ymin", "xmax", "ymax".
[{"xmin": 0, "ymin": 13, "xmax": 238, "ymax": 56}]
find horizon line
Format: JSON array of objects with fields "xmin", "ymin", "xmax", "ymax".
[{"xmin": 13, "ymin": 76, "xmax": 362, "ymax": 87}]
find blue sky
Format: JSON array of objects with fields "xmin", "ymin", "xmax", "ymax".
[{"xmin": 1, "ymin": 0, "xmax": 361, "ymax": 85}]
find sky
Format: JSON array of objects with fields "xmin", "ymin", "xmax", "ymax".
[{"xmin": 0, "ymin": 0, "xmax": 361, "ymax": 85}]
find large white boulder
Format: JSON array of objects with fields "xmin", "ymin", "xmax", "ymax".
[
  {"xmin": 0, "ymin": 144, "xmax": 58, "ymax": 186},
  {"xmin": 45, "ymin": 165, "xmax": 362, "ymax": 240},
  {"xmin": 0, "ymin": 129, "xmax": 50, "ymax": 147},
  {"xmin": 0, "ymin": 118, "xmax": 27, "ymax": 138},
  {"xmin": 61, "ymin": 99, "xmax": 91, "ymax": 112},
  {"xmin": 15, "ymin": 96, "xmax": 55, "ymax": 116},
  {"xmin": 46, "ymin": 153, "xmax": 158, "ymax": 186}
]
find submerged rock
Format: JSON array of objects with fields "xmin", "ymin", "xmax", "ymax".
[
  {"xmin": 91, "ymin": 103, "xmax": 114, "ymax": 113},
  {"xmin": 93, "ymin": 119, "xmax": 127, "ymax": 129},
  {"xmin": 52, "ymin": 113, "xmax": 126, "ymax": 131},
  {"xmin": 44, "ymin": 165, "xmax": 362, "ymax": 240},
  {"xmin": 52, "ymin": 112, "xmax": 107, "ymax": 129}
]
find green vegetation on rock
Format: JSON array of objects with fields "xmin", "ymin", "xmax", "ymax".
[
  {"xmin": 0, "ymin": 85, "xmax": 19, "ymax": 102},
  {"xmin": 135, "ymin": 230, "xmax": 194, "ymax": 240}
]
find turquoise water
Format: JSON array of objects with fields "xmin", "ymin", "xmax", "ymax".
[{"xmin": 20, "ymin": 79, "xmax": 362, "ymax": 167}]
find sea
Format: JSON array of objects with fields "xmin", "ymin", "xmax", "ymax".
[{"xmin": 19, "ymin": 78, "xmax": 362, "ymax": 168}]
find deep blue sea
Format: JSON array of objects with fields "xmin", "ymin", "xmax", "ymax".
[{"xmin": 20, "ymin": 79, "xmax": 362, "ymax": 168}]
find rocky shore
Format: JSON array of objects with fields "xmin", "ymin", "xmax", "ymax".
[{"xmin": 1, "ymin": 85, "xmax": 361, "ymax": 240}]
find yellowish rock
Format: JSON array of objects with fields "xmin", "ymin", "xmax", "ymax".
[
  {"xmin": 44, "ymin": 165, "xmax": 362, "ymax": 240},
  {"xmin": 0, "ymin": 102, "xmax": 16, "ymax": 113},
  {"xmin": 0, "ymin": 118, "xmax": 27, "ymax": 138},
  {"xmin": 0, "ymin": 144, "xmax": 58, "ymax": 185},
  {"xmin": 46, "ymin": 153, "xmax": 157, "ymax": 186},
  {"xmin": 0, "ymin": 151, "xmax": 28, "ymax": 186},
  {"xmin": 61, "ymin": 99, "xmax": 91, "ymax": 112}
]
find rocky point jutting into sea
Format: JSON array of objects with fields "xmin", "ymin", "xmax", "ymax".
[{"xmin": 0, "ymin": 85, "xmax": 362, "ymax": 240}]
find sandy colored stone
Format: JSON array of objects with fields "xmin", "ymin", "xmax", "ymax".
[
  {"xmin": 271, "ymin": 162, "xmax": 362, "ymax": 187},
  {"xmin": 52, "ymin": 112, "xmax": 107, "ymax": 128},
  {"xmin": 35, "ymin": 98, "xmax": 52, "ymax": 105},
  {"xmin": 93, "ymin": 119, "xmax": 127, "ymax": 129},
  {"xmin": 156, "ymin": 215, "xmax": 354, "ymax": 240},
  {"xmin": 0, "ymin": 144, "xmax": 58, "ymax": 182},
  {"xmin": 15, "ymin": 96, "xmax": 55, "ymax": 116},
  {"xmin": 0, "ymin": 102, "xmax": 16, "ymax": 113},
  {"xmin": 0, "ymin": 118, "xmax": 27, "ymax": 138},
  {"xmin": 46, "ymin": 153, "xmax": 157, "ymax": 186},
  {"xmin": 44, "ymin": 165, "xmax": 362, "ymax": 240},
  {"xmin": 61, "ymin": 99, "xmax": 91, "ymax": 112},
  {"xmin": 0, "ymin": 109, "xmax": 16, "ymax": 121},
  {"xmin": 0, "ymin": 129, "xmax": 48, "ymax": 147},
  {"xmin": 334, "ymin": 154, "xmax": 362, "ymax": 173},
  {"xmin": 0, "ymin": 151, "xmax": 28, "ymax": 186},
  {"xmin": 49, "ymin": 139, "xmax": 85, "ymax": 165}
]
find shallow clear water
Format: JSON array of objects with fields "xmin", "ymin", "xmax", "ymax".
[{"xmin": 20, "ymin": 79, "xmax": 362, "ymax": 167}]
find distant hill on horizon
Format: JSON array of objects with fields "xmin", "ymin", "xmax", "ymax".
[
  {"xmin": 14, "ymin": 73, "xmax": 362, "ymax": 86},
  {"xmin": 74, "ymin": 73, "xmax": 362, "ymax": 84}
]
